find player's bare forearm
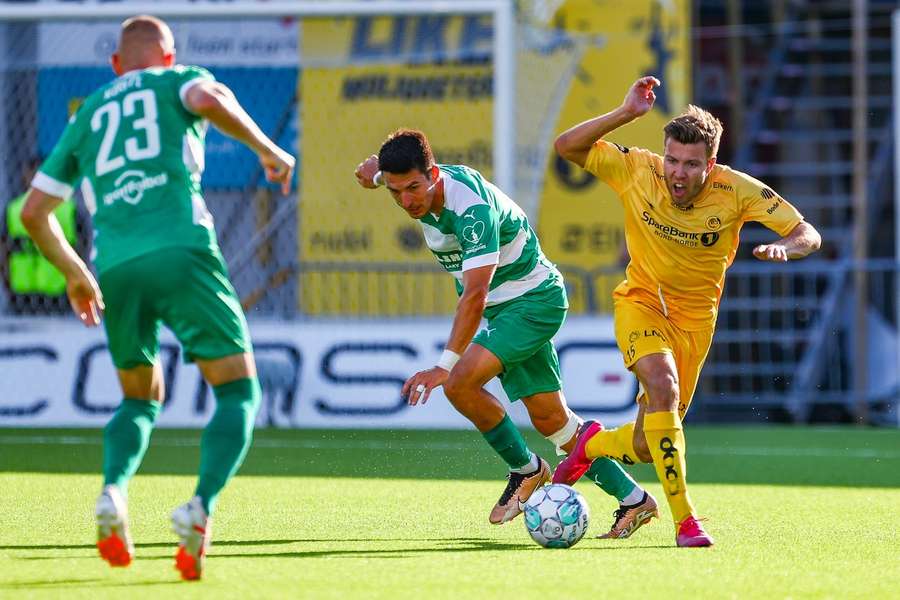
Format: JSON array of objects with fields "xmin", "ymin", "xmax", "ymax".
[
  {"xmin": 554, "ymin": 76, "xmax": 660, "ymax": 168},
  {"xmin": 186, "ymin": 81, "xmax": 294, "ymax": 193},
  {"xmin": 554, "ymin": 106, "xmax": 639, "ymax": 167},
  {"xmin": 445, "ymin": 289, "xmax": 488, "ymax": 354},
  {"xmin": 20, "ymin": 189, "xmax": 89, "ymax": 278},
  {"xmin": 186, "ymin": 82, "xmax": 275, "ymax": 156},
  {"xmin": 781, "ymin": 221, "xmax": 822, "ymax": 258},
  {"xmin": 753, "ymin": 221, "xmax": 822, "ymax": 262}
]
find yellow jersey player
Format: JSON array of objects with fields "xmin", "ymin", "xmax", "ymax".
[{"xmin": 551, "ymin": 76, "xmax": 822, "ymax": 547}]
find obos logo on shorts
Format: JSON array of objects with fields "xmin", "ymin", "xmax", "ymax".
[{"xmin": 462, "ymin": 212, "xmax": 486, "ymax": 244}]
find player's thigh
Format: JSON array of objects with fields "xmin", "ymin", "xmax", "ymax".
[
  {"xmin": 98, "ymin": 256, "xmax": 163, "ymax": 388},
  {"xmin": 473, "ymin": 297, "xmax": 566, "ymax": 402},
  {"xmin": 447, "ymin": 343, "xmax": 503, "ymax": 391},
  {"xmin": 672, "ymin": 326, "xmax": 714, "ymax": 418},
  {"xmin": 614, "ymin": 300, "xmax": 675, "ymax": 370},
  {"xmin": 632, "ymin": 352, "xmax": 680, "ymax": 412},
  {"xmin": 156, "ymin": 248, "xmax": 253, "ymax": 366},
  {"xmin": 117, "ymin": 362, "xmax": 165, "ymax": 401},
  {"xmin": 196, "ymin": 352, "xmax": 257, "ymax": 387},
  {"xmin": 498, "ymin": 342, "xmax": 564, "ymax": 405}
]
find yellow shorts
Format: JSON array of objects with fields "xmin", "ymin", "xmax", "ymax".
[{"xmin": 614, "ymin": 300, "xmax": 714, "ymax": 418}]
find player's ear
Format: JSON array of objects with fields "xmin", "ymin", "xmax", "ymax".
[
  {"xmin": 162, "ymin": 52, "xmax": 176, "ymax": 67},
  {"xmin": 706, "ymin": 156, "xmax": 717, "ymax": 174},
  {"xmin": 110, "ymin": 52, "xmax": 124, "ymax": 76},
  {"xmin": 430, "ymin": 165, "xmax": 439, "ymax": 180}
]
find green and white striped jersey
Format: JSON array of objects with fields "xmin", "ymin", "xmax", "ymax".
[
  {"xmin": 33, "ymin": 65, "xmax": 218, "ymax": 274},
  {"xmin": 420, "ymin": 164, "xmax": 565, "ymax": 307}
]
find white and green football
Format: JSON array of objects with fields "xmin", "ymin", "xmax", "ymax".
[{"xmin": 523, "ymin": 484, "xmax": 590, "ymax": 548}]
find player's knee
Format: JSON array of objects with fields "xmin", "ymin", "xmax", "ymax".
[
  {"xmin": 443, "ymin": 372, "xmax": 475, "ymax": 406},
  {"xmin": 643, "ymin": 371, "xmax": 679, "ymax": 412},
  {"xmin": 532, "ymin": 411, "xmax": 569, "ymax": 437},
  {"xmin": 542, "ymin": 411, "xmax": 580, "ymax": 454}
]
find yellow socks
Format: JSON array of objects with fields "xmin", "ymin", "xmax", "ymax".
[
  {"xmin": 643, "ymin": 411, "xmax": 694, "ymax": 524},
  {"xmin": 585, "ymin": 422, "xmax": 639, "ymax": 465}
]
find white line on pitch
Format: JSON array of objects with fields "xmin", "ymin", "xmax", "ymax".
[{"xmin": 1, "ymin": 435, "xmax": 899, "ymax": 460}]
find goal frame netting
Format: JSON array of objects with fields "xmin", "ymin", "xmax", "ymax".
[{"xmin": 0, "ymin": 0, "xmax": 517, "ymax": 196}]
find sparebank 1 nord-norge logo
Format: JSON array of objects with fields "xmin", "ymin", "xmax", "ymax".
[
  {"xmin": 462, "ymin": 213, "xmax": 486, "ymax": 244},
  {"xmin": 103, "ymin": 170, "xmax": 169, "ymax": 206}
]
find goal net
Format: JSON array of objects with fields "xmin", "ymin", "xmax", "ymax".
[{"xmin": 0, "ymin": 1, "xmax": 584, "ymax": 319}]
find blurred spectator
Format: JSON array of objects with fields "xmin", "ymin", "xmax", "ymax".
[{"xmin": 1, "ymin": 156, "xmax": 80, "ymax": 314}]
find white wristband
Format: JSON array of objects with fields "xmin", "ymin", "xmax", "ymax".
[
  {"xmin": 437, "ymin": 349, "xmax": 460, "ymax": 372},
  {"xmin": 373, "ymin": 170, "xmax": 384, "ymax": 187}
]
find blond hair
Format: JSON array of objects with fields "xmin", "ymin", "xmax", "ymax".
[{"xmin": 663, "ymin": 105, "xmax": 724, "ymax": 158}]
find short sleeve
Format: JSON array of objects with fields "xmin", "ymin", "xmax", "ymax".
[
  {"xmin": 32, "ymin": 114, "xmax": 83, "ymax": 198},
  {"xmin": 583, "ymin": 140, "xmax": 657, "ymax": 194},
  {"xmin": 457, "ymin": 203, "xmax": 499, "ymax": 271},
  {"xmin": 737, "ymin": 172, "xmax": 803, "ymax": 237},
  {"xmin": 174, "ymin": 65, "xmax": 216, "ymax": 114}
]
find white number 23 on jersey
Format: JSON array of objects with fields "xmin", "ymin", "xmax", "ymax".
[{"xmin": 90, "ymin": 90, "xmax": 161, "ymax": 177}]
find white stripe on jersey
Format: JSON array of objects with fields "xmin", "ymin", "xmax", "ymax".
[
  {"xmin": 442, "ymin": 176, "xmax": 487, "ymax": 214},
  {"xmin": 462, "ymin": 251, "xmax": 499, "ymax": 272},
  {"xmin": 498, "ymin": 227, "xmax": 528, "ymax": 267},
  {"xmin": 486, "ymin": 260, "xmax": 552, "ymax": 306},
  {"xmin": 421, "ymin": 221, "xmax": 461, "ymax": 252}
]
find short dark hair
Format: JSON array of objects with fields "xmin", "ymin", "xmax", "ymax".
[
  {"xmin": 663, "ymin": 105, "xmax": 723, "ymax": 158},
  {"xmin": 378, "ymin": 129, "xmax": 435, "ymax": 175}
]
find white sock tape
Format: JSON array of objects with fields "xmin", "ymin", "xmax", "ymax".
[
  {"xmin": 546, "ymin": 411, "xmax": 582, "ymax": 456},
  {"xmin": 373, "ymin": 170, "xmax": 384, "ymax": 187}
]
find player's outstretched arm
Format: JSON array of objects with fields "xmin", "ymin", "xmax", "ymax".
[
  {"xmin": 554, "ymin": 76, "xmax": 661, "ymax": 168},
  {"xmin": 752, "ymin": 221, "xmax": 822, "ymax": 262},
  {"xmin": 21, "ymin": 189, "xmax": 104, "ymax": 326},
  {"xmin": 402, "ymin": 264, "xmax": 495, "ymax": 406},
  {"xmin": 184, "ymin": 81, "xmax": 295, "ymax": 194}
]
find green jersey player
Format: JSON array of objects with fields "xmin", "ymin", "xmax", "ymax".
[
  {"xmin": 354, "ymin": 130, "xmax": 656, "ymax": 535},
  {"xmin": 22, "ymin": 15, "xmax": 294, "ymax": 580}
]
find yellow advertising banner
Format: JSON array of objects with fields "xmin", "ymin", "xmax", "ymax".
[
  {"xmin": 298, "ymin": 5, "xmax": 689, "ymax": 316},
  {"xmin": 538, "ymin": 0, "xmax": 691, "ymax": 313},
  {"xmin": 299, "ymin": 16, "xmax": 494, "ymax": 315}
]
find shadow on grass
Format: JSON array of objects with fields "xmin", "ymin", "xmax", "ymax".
[
  {"xmin": 2, "ymin": 427, "xmax": 899, "ymax": 488},
  {"xmin": 0, "ymin": 579, "xmax": 179, "ymax": 590},
  {"xmin": 9, "ymin": 537, "xmax": 678, "ymax": 564},
  {"xmin": 0, "ymin": 538, "xmax": 303, "ymax": 551}
]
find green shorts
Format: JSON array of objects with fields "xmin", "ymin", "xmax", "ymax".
[
  {"xmin": 472, "ymin": 285, "xmax": 567, "ymax": 402},
  {"xmin": 98, "ymin": 246, "xmax": 252, "ymax": 370}
]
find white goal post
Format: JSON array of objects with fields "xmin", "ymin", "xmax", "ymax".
[{"xmin": 0, "ymin": 0, "xmax": 517, "ymax": 195}]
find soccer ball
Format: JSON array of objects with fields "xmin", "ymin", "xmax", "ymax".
[{"xmin": 523, "ymin": 484, "xmax": 590, "ymax": 548}]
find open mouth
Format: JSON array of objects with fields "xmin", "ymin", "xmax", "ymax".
[{"xmin": 672, "ymin": 183, "xmax": 687, "ymax": 197}]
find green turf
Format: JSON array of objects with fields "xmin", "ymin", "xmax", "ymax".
[{"xmin": 1, "ymin": 426, "xmax": 899, "ymax": 599}]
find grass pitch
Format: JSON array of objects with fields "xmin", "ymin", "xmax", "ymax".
[{"xmin": 1, "ymin": 426, "xmax": 898, "ymax": 599}]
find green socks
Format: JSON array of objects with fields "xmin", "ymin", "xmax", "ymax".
[
  {"xmin": 482, "ymin": 414, "xmax": 534, "ymax": 470},
  {"xmin": 194, "ymin": 378, "xmax": 261, "ymax": 515},
  {"xmin": 103, "ymin": 398, "xmax": 161, "ymax": 493},
  {"xmin": 585, "ymin": 457, "xmax": 639, "ymax": 502}
]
